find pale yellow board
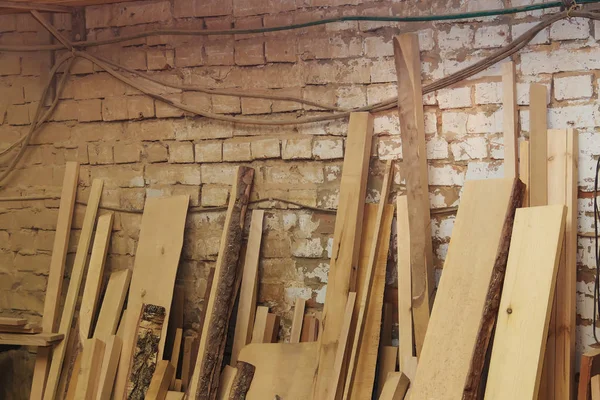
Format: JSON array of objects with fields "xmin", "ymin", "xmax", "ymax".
[
  {"xmin": 410, "ymin": 178, "xmax": 518, "ymax": 399},
  {"xmin": 529, "ymin": 84, "xmax": 547, "ymax": 207},
  {"xmin": 519, "ymin": 141, "xmax": 530, "ymax": 207},
  {"xmin": 251, "ymin": 306, "xmax": 269, "ymax": 344},
  {"xmin": 96, "ymin": 335, "xmax": 122, "ymax": 400},
  {"xmin": 484, "ymin": 205, "xmax": 566, "ymax": 400},
  {"xmin": 216, "ymin": 365, "xmax": 237, "ymax": 400},
  {"xmin": 238, "ymin": 342, "xmax": 319, "ymax": 400},
  {"xmin": 502, "ymin": 61, "xmax": 518, "ymax": 179},
  {"xmin": 43, "ymin": 179, "xmax": 104, "ymax": 400},
  {"xmin": 290, "ymin": 298, "xmax": 306, "ymax": 344},
  {"xmin": 94, "ymin": 269, "xmax": 131, "ymax": 342},
  {"xmin": 377, "ymin": 346, "xmax": 398, "ymax": 398},
  {"xmin": 75, "ymin": 338, "xmax": 105, "ymax": 400},
  {"xmin": 169, "ymin": 328, "xmax": 183, "ymax": 388},
  {"xmin": 379, "ymin": 372, "xmax": 410, "ymax": 400},
  {"xmin": 113, "ymin": 195, "xmax": 190, "ymax": 399},
  {"xmin": 327, "ymin": 292, "xmax": 357, "ymax": 400},
  {"xmin": 231, "ymin": 210, "xmax": 264, "ymax": 364},
  {"xmin": 146, "ymin": 360, "xmax": 174, "ymax": 400},
  {"xmin": 0, "ymin": 332, "xmax": 63, "ymax": 346}
]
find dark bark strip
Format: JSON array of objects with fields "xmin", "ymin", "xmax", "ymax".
[{"xmin": 228, "ymin": 361, "xmax": 256, "ymax": 400}]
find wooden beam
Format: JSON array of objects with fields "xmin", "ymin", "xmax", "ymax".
[
  {"xmin": 327, "ymin": 292, "xmax": 357, "ymax": 400},
  {"xmin": 169, "ymin": 328, "xmax": 183, "ymax": 389},
  {"xmin": 95, "ymin": 335, "xmax": 122, "ymax": 400},
  {"xmin": 231, "ymin": 210, "xmax": 264, "ymax": 364},
  {"xmin": 519, "ymin": 140, "xmax": 530, "ymax": 207},
  {"xmin": 502, "ymin": 61, "xmax": 518, "ymax": 179},
  {"xmin": 290, "ymin": 298, "xmax": 306, "ymax": 344},
  {"xmin": 74, "ymin": 338, "xmax": 105, "ymax": 400},
  {"xmin": 378, "ymin": 372, "xmax": 409, "ymax": 400},
  {"xmin": 43, "ymin": 179, "xmax": 104, "ymax": 400},
  {"xmin": 188, "ymin": 166, "xmax": 254, "ymax": 400},
  {"xmin": 410, "ymin": 178, "xmax": 524, "ymax": 399},
  {"xmin": 344, "ymin": 160, "xmax": 393, "ymax": 399},
  {"xmin": 313, "ymin": 112, "xmax": 373, "ymax": 399},
  {"xmin": 113, "ymin": 195, "xmax": 190, "ymax": 400},
  {"xmin": 146, "ymin": 360, "xmax": 174, "ymax": 400},
  {"xmin": 228, "ymin": 361, "xmax": 256, "ymax": 400},
  {"xmin": 126, "ymin": 304, "xmax": 167, "ymax": 399},
  {"xmin": 30, "ymin": 161, "xmax": 79, "ymax": 400},
  {"xmin": 0, "ymin": 1, "xmax": 72, "ymax": 12},
  {"xmin": 0, "ymin": 332, "xmax": 63, "ymax": 346},
  {"xmin": 484, "ymin": 205, "xmax": 566, "ymax": 399},
  {"xmin": 396, "ymin": 195, "xmax": 417, "ymax": 377},
  {"xmin": 529, "ymin": 84, "xmax": 547, "ymax": 207},
  {"xmin": 393, "ymin": 33, "xmax": 435, "ymax": 357}
]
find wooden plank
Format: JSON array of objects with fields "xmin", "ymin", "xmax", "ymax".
[
  {"xmin": 313, "ymin": 112, "xmax": 373, "ymax": 399},
  {"xmin": 174, "ymin": 379, "xmax": 182, "ymax": 391},
  {"xmin": 0, "ymin": 323, "xmax": 41, "ymax": 333},
  {"xmin": 378, "ymin": 372, "xmax": 409, "ymax": 400},
  {"xmin": 0, "ymin": 0, "xmax": 72, "ymax": 12},
  {"xmin": 393, "ymin": 33, "xmax": 434, "ymax": 357},
  {"xmin": 64, "ymin": 353, "xmax": 80, "ymax": 400},
  {"xmin": 181, "ymin": 336, "xmax": 194, "ymax": 391},
  {"xmin": 344, "ymin": 160, "xmax": 393, "ymax": 399},
  {"xmin": 146, "ymin": 360, "xmax": 174, "ymax": 400},
  {"xmin": 577, "ymin": 348, "xmax": 600, "ymax": 400},
  {"xmin": 95, "ymin": 335, "xmax": 122, "ymax": 400},
  {"xmin": 593, "ymin": 376, "xmax": 600, "ymax": 400},
  {"xmin": 113, "ymin": 195, "xmax": 190, "ymax": 400},
  {"xmin": 30, "ymin": 161, "xmax": 79, "ymax": 400},
  {"xmin": 125, "ymin": 304, "xmax": 166, "ymax": 400},
  {"xmin": 165, "ymin": 285, "xmax": 184, "ymax": 361},
  {"xmin": 94, "ymin": 269, "xmax": 131, "ymax": 341},
  {"xmin": 376, "ymin": 346, "xmax": 398, "ymax": 398},
  {"xmin": 216, "ymin": 365, "xmax": 237, "ymax": 400},
  {"xmin": 169, "ymin": 328, "xmax": 183, "ymax": 388},
  {"xmin": 264, "ymin": 313, "xmax": 280, "ymax": 343},
  {"xmin": 0, "ymin": 332, "xmax": 64, "ymax": 346},
  {"xmin": 327, "ymin": 292, "xmax": 357, "ymax": 400},
  {"xmin": 74, "ymin": 338, "xmax": 105, "ymax": 400},
  {"xmin": 300, "ymin": 316, "xmax": 315, "ymax": 342},
  {"xmin": 166, "ymin": 392, "xmax": 185, "ymax": 400},
  {"xmin": 43, "ymin": 179, "xmax": 104, "ymax": 400},
  {"xmin": 228, "ymin": 361, "xmax": 256, "ymax": 400},
  {"xmin": 290, "ymin": 298, "xmax": 306, "ymax": 344},
  {"xmin": 410, "ymin": 178, "xmax": 524, "ymax": 400},
  {"xmin": 80, "ymin": 213, "xmax": 114, "ymax": 342},
  {"xmin": 380, "ymin": 303, "xmax": 393, "ymax": 347},
  {"xmin": 519, "ymin": 140, "xmax": 530, "ymax": 207},
  {"xmin": 502, "ymin": 61, "xmax": 518, "ymax": 179},
  {"xmin": 188, "ymin": 167, "xmax": 254, "ymax": 400},
  {"xmin": 396, "ymin": 195, "xmax": 416, "ymax": 376},
  {"xmin": 348, "ymin": 204, "xmax": 395, "ymax": 400},
  {"xmin": 484, "ymin": 205, "xmax": 566, "ymax": 400},
  {"xmin": 544, "ymin": 128, "xmax": 578, "ymax": 400},
  {"xmin": 116, "ymin": 309, "xmax": 127, "ymax": 339},
  {"xmin": 529, "ymin": 83, "xmax": 547, "ymax": 207},
  {"xmin": 251, "ymin": 306, "xmax": 269, "ymax": 344},
  {"xmin": 0, "ymin": 317, "xmax": 26, "ymax": 326},
  {"xmin": 231, "ymin": 209, "xmax": 264, "ymax": 364}
]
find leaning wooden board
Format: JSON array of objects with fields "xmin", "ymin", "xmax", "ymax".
[
  {"xmin": 410, "ymin": 178, "xmax": 523, "ymax": 399},
  {"xmin": 112, "ymin": 195, "xmax": 190, "ymax": 400},
  {"xmin": 239, "ymin": 342, "xmax": 319, "ymax": 399},
  {"xmin": 484, "ymin": 205, "xmax": 566, "ymax": 400}
]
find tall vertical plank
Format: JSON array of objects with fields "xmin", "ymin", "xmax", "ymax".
[
  {"xmin": 188, "ymin": 167, "xmax": 254, "ymax": 400},
  {"xmin": 529, "ymin": 84, "xmax": 547, "ymax": 207},
  {"xmin": 181, "ymin": 336, "xmax": 195, "ymax": 391},
  {"xmin": 410, "ymin": 179, "xmax": 523, "ymax": 400},
  {"xmin": 231, "ymin": 210, "xmax": 264, "ymax": 364},
  {"xmin": 146, "ymin": 360, "xmax": 175, "ymax": 400},
  {"xmin": 313, "ymin": 112, "xmax": 373, "ymax": 399},
  {"xmin": 327, "ymin": 292, "xmax": 357, "ymax": 400},
  {"xmin": 113, "ymin": 195, "xmax": 189, "ymax": 400},
  {"xmin": 30, "ymin": 161, "xmax": 80, "ymax": 400},
  {"xmin": 377, "ymin": 346, "xmax": 398, "ymax": 398},
  {"xmin": 96, "ymin": 335, "xmax": 122, "ymax": 400},
  {"xmin": 519, "ymin": 141, "xmax": 530, "ymax": 207},
  {"xmin": 264, "ymin": 313, "xmax": 280, "ymax": 343},
  {"xmin": 502, "ymin": 61, "xmax": 518, "ymax": 179},
  {"xmin": 290, "ymin": 298, "xmax": 306, "ymax": 344},
  {"xmin": 170, "ymin": 328, "xmax": 183, "ymax": 388},
  {"xmin": 393, "ymin": 34, "xmax": 434, "ymax": 356},
  {"xmin": 484, "ymin": 205, "xmax": 566, "ymax": 400},
  {"xmin": 94, "ymin": 269, "xmax": 131, "ymax": 342},
  {"xmin": 251, "ymin": 306, "xmax": 269, "ymax": 344},
  {"xmin": 43, "ymin": 179, "xmax": 103, "ymax": 400},
  {"xmin": 75, "ymin": 338, "xmax": 106, "ymax": 400}
]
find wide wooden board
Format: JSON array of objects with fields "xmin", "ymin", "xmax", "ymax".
[
  {"xmin": 484, "ymin": 205, "xmax": 566, "ymax": 400},
  {"xmin": 239, "ymin": 342, "xmax": 319, "ymax": 400},
  {"xmin": 75, "ymin": 338, "xmax": 105, "ymax": 400},
  {"xmin": 410, "ymin": 178, "xmax": 523, "ymax": 399},
  {"xmin": 113, "ymin": 195, "xmax": 189, "ymax": 400}
]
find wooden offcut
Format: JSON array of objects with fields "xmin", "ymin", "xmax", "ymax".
[
  {"xmin": 126, "ymin": 304, "xmax": 167, "ymax": 400},
  {"xmin": 75, "ymin": 338, "xmax": 105, "ymax": 400},
  {"xmin": 529, "ymin": 84, "xmax": 547, "ymax": 207},
  {"xmin": 484, "ymin": 205, "xmax": 566, "ymax": 400},
  {"xmin": 0, "ymin": 332, "xmax": 64, "ymax": 346},
  {"xmin": 188, "ymin": 166, "xmax": 254, "ymax": 400},
  {"xmin": 96, "ymin": 335, "xmax": 123, "ymax": 400},
  {"xmin": 113, "ymin": 195, "xmax": 189, "ymax": 400},
  {"xmin": 313, "ymin": 112, "xmax": 373, "ymax": 399},
  {"xmin": 228, "ymin": 361, "xmax": 256, "ymax": 400},
  {"xmin": 146, "ymin": 360, "xmax": 174, "ymax": 400},
  {"xmin": 393, "ymin": 33, "xmax": 434, "ymax": 357},
  {"xmin": 43, "ymin": 179, "xmax": 104, "ymax": 400},
  {"xmin": 378, "ymin": 372, "xmax": 409, "ymax": 400},
  {"xmin": 251, "ymin": 307, "xmax": 269, "ymax": 344},
  {"xmin": 300, "ymin": 316, "xmax": 318, "ymax": 342},
  {"xmin": 181, "ymin": 336, "xmax": 195, "ymax": 391},
  {"xmin": 95, "ymin": 269, "xmax": 131, "ymax": 341},
  {"xmin": 410, "ymin": 178, "xmax": 524, "ymax": 400},
  {"xmin": 328, "ymin": 292, "xmax": 358, "ymax": 400},
  {"xmin": 231, "ymin": 210, "xmax": 264, "ymax": 364},
  {"xmin": 502, "ymin": 61, "xmax": 518, "ymax": 179},
  {"xmin": 290, "ymin": 298, "xmax": 306, "ymax": 344},
  {"xmin": 31, "ymin": 161, "xmax": 79, "ymax": 400},
  {"xmin": 0, "ymin": 323, "xmax": 41, "ymax": 333}
]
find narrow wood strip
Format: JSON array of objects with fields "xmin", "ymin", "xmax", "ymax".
[
  {"xmin": 31, "ymin": 161, "xmax": 79, "ymax": 400},
  {"xmin": 0, "ymin": 332, "xmax": 64, "ymax": 346},
  {"xmin": 484, "ymin": 205, "xmax": 566, "ymax": 399},
  {"xmin": 43, "ymin": 179, "xmax": 104, "ymax": 400},
  {"xmin": 146, "ymin": 360, "xmax": 174, "ymax": 400},
  {"xmin": 327, "ymin": 292, "xmax": 357, "ymax": 400},
  {"xmin": 75, "ymin": 338, "xmax": 105, "ymax": 400},
  {"xmin": 313, "ymin": 112, "xmax": 373, "ymax": 399},
  {"xmin": 231, "ymin": 210, "xmax": 264, "ymax": 364},
  {"xmin": 165, "ymin": 285, "xmax": 184, "ymax": 361},
  {"xmin": 0, "ymin": 317, "xmax": 26, "ymax": 326},
  {"xmin": 174, "ymin": 380, "xmax": 182, "ymax": 391},
  {"xmin": 577, "ymin": 349, "xmax": 600, "ymax": 400},
  {"xmin": 529, "ymin": 83, "xmax": 547, "ymax": 207},
  {"xmin": 378, "ymin": 372, "xmax": 409, "ymax": 400},
  {"xmin": 502, "ymin": 61, "xmax": 518, "ymax": 179},
  {"xmin": 519, "ymin": 140, "xmax": 530, "ymax": 207},
  {"xmin": 96, "ymin": 335, "xmax": 122, "ymax": 400},
  {"xmin": 94, "ymin": 269, "xmax": 131, "ymax": 342},
  {"xmin": 300, "ymin": 316, "xmax": 315, "ymax": 342},
  {"xmin": 290, "ymin": 298, "xmax": 306, "ymax": 344},
  {"xmin": 216, "ymin": 365, "xmax": 237, "ymax": 400},
  {"xmin": 181, "ymin": 336, "xmax": 194, "ymax": 391},
  {"xmin": 0, "ymin": 323, "xmax": 41, "ymax": 333},
  {"xmin": 592, "ymin": 376, "xmax": 600, "ymax": 400},
  {"xmin": 169, "ymin": 328, "xmax": 183, "ymax": 389},
  {"xmin": 189, "ymin": 167, "xmax": 254, "ymax": 400},
  {"xmin": 251, "ymin": 307, "xmax": 269, "ymax": 344},
  {"xmin": 376, "ymin": 346, "xmax": 398, "ymax": 398},
  {"xmin": 263, "ymin": 313, "xmax": 280, "ymax": 343},
  {"xmin": 393, "ymin": 33, "xmax": 434, "ymax": 357},
  {"xmin": 228, "ymin": 361, "xmax": 256, "ymax": 400}
]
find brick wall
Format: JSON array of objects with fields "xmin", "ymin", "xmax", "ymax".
[{"xmin": 1, "ymin": 0, "xmax": 600, "ymax": 394}]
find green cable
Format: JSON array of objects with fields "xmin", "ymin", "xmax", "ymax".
[{"xmin": 213, "ymin": 0, "xmax": 600, "ymax": 36}]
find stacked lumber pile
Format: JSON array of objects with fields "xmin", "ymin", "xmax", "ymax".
[{"xmin": 0, "ymin": 32, "xmax": 580, "ymax": 400}]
